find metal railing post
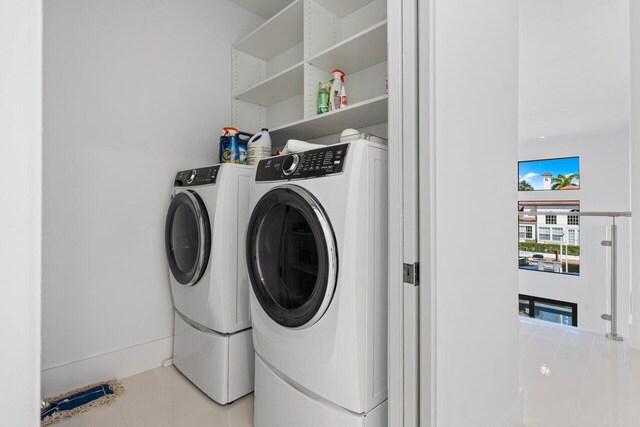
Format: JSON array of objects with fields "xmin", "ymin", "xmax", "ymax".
[{"xmin": 606, "ymin": 217, "xmax": 623, "ymax": 341}]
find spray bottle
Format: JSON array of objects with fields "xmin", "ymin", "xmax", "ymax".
[{"xmin": 330, "ymin": 69, "xmax": 345, "ymax": 111}]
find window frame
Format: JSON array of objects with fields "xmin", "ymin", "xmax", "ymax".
[{"xmin": 519, "ymin": 294, "xmax": 578, "ymax": 327}]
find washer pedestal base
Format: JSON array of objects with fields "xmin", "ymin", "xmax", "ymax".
[
  {"xmin": 254, "ymin": 355, "xmax": 387, "ymax": 427},
  {"xmin": 173, "ymin": 311, "xmax": 254, "ymax": 404}
]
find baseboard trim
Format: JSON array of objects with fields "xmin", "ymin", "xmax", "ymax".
[
  {"xmin": 41, "ymin": 336, "xmax": 173, "ymax": 397},
  {"xmin": 497, "ymin": 387, "xmax": 524, "ymax": 427}
]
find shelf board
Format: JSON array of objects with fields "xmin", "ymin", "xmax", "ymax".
[
  {"xmin": 271, "ymin": 94, "xmax": 388, "ymax": 141},
  {"xmin": 235, "ymin": 62, "xmax": 304, "ymax": 106},
  {"xmin": 307, "ymin": 21, "xmax": 387, "ymax": 75},
  {"xmin": 313, "ymin": 0, "xmax": 376, "ymax": 18},
  {"xmin": 234, "ymin": 0, "xmax": 303, "ymax": 61}
]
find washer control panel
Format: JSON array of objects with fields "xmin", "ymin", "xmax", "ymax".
[
  {"xmin": 255, "ymin": 143, "xmax": 349, "ymax": 182},
  {"xmin": 174, "ymin": 165, "xmax": 220, "ymax": 187}
]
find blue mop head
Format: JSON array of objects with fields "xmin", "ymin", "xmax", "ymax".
[{"xmin": 41, "ymin": 380, "xmax": 124, "ymax": 425}]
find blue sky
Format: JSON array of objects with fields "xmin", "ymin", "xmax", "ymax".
[{"xmin": 518, "ymin": 157, "xmax": 580, "ymax": 190}]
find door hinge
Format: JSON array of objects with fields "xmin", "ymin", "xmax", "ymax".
[{"xmin": 403, "ymin": 262, "xmax": 419, "ymax": 286}]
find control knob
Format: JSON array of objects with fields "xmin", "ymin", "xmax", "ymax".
[
  {"xmin": 282, "ymin": 154, "xmax": 300, "ymax": 176},
  {"xmin": 186, "ymin": 169, "xmax": 197, "ymax": 184}
]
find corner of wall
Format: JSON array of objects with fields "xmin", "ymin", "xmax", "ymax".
[
  {"xmin": 630, "ymin": 0, "xmax": 640, "ymax": 351},
  {"xmin": 497, "ymin": 388, "xmax": 524, "ymax": 427}
]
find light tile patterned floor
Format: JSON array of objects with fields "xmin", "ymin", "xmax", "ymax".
[
  {"xmin": 55, "ymin": 319, "xmax": 640, "ymax": 426},
  {"xmin": 520, "ymin": 318, "xmax": 640, "ymax": 427},
  {"xmin": 55, "ymin": 365, "xmax": 253, "ymax": 427}
]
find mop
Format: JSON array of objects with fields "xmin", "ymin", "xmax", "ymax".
[{"xmin": 40, "ymin": 380, "xmax": 125, "ymax": 426}]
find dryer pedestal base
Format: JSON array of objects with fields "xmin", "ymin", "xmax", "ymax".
[
  {"xmin": 173, "ymin": 311, "xmax": 254, "ymax": 405},
  {"xmin": 254, "ymin": 356, "xmax": 387, "ymax": 427}
]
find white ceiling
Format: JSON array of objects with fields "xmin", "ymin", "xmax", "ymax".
[
  {"xmin": 227, "ymin": 0, "xmax": 293, "ymax": 20},
  {"xmin": 519, "ymin": 0, "xmax": 631, "ymax": 142}
]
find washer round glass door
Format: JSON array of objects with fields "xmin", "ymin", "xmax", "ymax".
[
  {"xmin": 165, "ymin": 190, "xmax": 211, "ymax": 286},
  {"xmin": 246, "ymin": 185, "xmax": 337, "ymax": 328}
]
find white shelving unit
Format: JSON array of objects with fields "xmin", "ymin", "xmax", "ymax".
[
  {"xmin": 235, "ymin": 62, "xmax": 305, "ymax": 106},
  {"xmin": 271, "ymin": 94, "xmax": 388, "ymax": 141},
  {"xmin": 234, "ymin": 0, "xmax": 303, "ymax": 61},
  {"xmin": 232, "ymin": 0, "xmax": 388, "ymax": 145},
  {"xmin": 307, "ymin": 21, "xmax": 387, "ymax": 74}
]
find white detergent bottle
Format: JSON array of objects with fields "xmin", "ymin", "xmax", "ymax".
[{"xmin": 247, "ymin": 128, "xmax": 272, "ymax": 165}]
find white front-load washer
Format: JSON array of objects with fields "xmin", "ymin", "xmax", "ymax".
[
  {"xmin": 165, "ymin": 163, "xmax": 254, "ymax": 404},
  {"xmin": 245, "ymin": 140, "xmax": 388, "ymax": 426}
]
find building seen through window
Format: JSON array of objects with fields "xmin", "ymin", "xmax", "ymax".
[{"xmin": 518, "ymin": 201, "xmax": 580, "ymax": 275}]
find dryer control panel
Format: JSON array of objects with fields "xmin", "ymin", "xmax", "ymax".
[
  {"xmin": 174, "ymin": 165, "xmax": 220, "ymax": 187},
  {"xmin": 255, "ymin": 143, "xmax": 349, "ymax": 182}
]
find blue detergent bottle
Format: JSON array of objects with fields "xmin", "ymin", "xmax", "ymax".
[{"xmin": 220, "ymin": 127, "xmax": 253, "ymax": 164}]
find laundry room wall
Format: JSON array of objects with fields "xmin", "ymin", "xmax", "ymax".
[{"xmin": 42, "ymin": 0, "xmax": 262, "ymax": 396}]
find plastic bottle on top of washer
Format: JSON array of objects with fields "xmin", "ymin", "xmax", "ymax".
[{"xmin": 247, "ymin": 128, "xmax": 272, "ymax": 165}]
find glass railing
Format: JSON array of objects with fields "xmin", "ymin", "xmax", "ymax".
[{"xmin": 517, "ymin": 210, "xmax": 631, "ymax": 341}]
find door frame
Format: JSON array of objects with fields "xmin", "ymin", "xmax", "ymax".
[
  {"xmin": 388, "ymin": 0, "xmax": 422, "ymax": 425},
  {"xmin": 0, "ymin": 1, "xmax": 43, "ymax": 425}
]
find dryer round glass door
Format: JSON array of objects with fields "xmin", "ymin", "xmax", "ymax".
[
  {"xmin": 165, "ymin": 190, "xmax": 211, "ymax": 286},
  {"xmin": 246, "ymin": 185, "xmax": 337, "ymax": 328}
]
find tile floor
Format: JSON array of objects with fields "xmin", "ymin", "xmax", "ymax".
[
  {"xmin": 55, "ymin": 319, "xmax": 640, "ymax": 426},
  {"xmin": 54, "ymin": 365, "xmax": 253, "ymax": 427},
  {"xmin": 520, "ymin": 318, "xmax": 640, "ymax": 427}
]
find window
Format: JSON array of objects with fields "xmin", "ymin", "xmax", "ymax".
[
  {"xmin": 519, "ymin": 225, "xmax": 533, "ymax": 239},
  {"xmin": 551, "ymin": 227, "xmax": 564, "ymax": 242},
  {"xmin": 518, "ymin": 157, "xmax": 580, "ymax": 191},
  {"xmin": 519, "ymin": 294, "xmax": 578, "ymax": 327},
  {"xmin": 539, "ymin": 227, "xmax": 551, "ymax": 241},
  {"xmin": 519, "ymin": 201, "xmax": 580, "ymax": 276}
]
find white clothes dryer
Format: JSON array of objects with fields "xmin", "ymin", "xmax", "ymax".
[
  {"xmin": 245, "ymin": 140, "xmax": 388, "ymax": 426},
  {"xmin": 165, "ymin": 164, "xmax": 254, "ymax": 404}
]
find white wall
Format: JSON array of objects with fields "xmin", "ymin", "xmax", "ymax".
[
  {"xmin": 630, "ymin": 0, "xmax": 640, "ymax": 348},
  {"xmin": 42, "ymin": 0, "xmax": 262, "ymax": 396},
  {"xmin": 519, "ymin": 0, "xmax": 631, "ymax": 141},
  {"xmin": 519, "ymin": 133, "xmax": 631, "ymax": 334},
  {"xmin": 0, "ymin": 0, "xmax": 42, "ymax": 424},
  {"xmin": 519, "ymin": 0, "xmax": 631, "ymax": 336},
  {"xmin": 429, "ymin": 0, "xmax": 521, "ymax": 425}
]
